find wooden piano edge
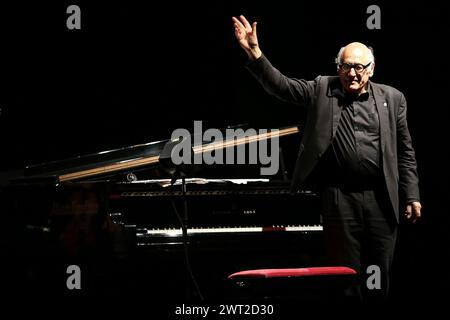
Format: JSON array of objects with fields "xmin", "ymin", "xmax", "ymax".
[{"xmin": 57, "ymin": 126, "xmax": 300, "ymax": 182}]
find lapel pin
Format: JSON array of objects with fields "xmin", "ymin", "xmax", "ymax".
[{"xmin": 383, "ymin": 102, "xmax": 387, "ymax": 107}]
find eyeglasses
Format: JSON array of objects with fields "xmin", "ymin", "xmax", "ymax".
[{"xmin": 338, "ymin": 62, "xmax": 372, "ymax": 73}]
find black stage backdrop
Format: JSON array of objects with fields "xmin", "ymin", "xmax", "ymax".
[{"xmin": 0, "ymin": 0, "xmax": 449, "ymax": 305}]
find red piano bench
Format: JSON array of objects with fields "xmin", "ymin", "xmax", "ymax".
[{"xmin": 226, "ymin": 266, "xmax": 359, "ymax": 302}]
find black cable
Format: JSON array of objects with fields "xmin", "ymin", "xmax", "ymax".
[{"xmin": 171, "ymin": 199, "xmax": 204, "ymax": 301}]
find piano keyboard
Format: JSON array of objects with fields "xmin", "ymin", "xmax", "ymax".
[{"xmin": 136, "ymin": 225, "xmax": 323, "ymax": 237}]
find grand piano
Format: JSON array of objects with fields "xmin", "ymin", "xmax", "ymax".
[{"xmin": 1, "ymin": 124, "xmax": 325, "ymax": 298}]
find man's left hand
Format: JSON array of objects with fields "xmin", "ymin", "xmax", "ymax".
[{"xmin": 405, "ymin": 201, "xmax": 422, "ymax": 223}]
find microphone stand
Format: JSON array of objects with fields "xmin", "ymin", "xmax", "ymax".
[
  {"xmin": 169, "ymin": 170, "xmax": 203, "ymax": 302},
  {"xmin": 179, "ymin": 173, "xmax": 191, "ymax": 301}
]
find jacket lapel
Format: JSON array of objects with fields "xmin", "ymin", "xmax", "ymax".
[
  {"xmin": 371, "ymin": 82, "xmax": 388, "ymax": 154},
  {"xmin": 327, "ymin": 78, "xmax": 343, "ymax": 139}
]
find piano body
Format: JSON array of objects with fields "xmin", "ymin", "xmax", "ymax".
[{"xmin": 1, "ymin": 125, "xmax": 325, "ymax": 298}]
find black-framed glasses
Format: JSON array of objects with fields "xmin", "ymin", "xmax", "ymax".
[{"xmin": 338, "ymin": 61, "xmax": 372, "ymax": 73}]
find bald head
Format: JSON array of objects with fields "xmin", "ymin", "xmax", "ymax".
[{"xmin": 336, "ymin": 42, "xmax": 374, "ymax": 66}]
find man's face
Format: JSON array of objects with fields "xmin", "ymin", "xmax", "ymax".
[{"xmin": 338, "ymin": 46, "xmax": 374, "ymax": 95}]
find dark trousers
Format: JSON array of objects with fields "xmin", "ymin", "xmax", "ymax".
[{"xmin": 320, "ymin": 184, "xmax": 397, "ymax": 301}]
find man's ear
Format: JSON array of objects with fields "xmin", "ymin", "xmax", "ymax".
[{"xmin": 369, "ymin": 62, "xmax": 375, "ymax": 77}]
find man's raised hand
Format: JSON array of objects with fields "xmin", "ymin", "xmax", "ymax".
[{"xmin": 232, "ymin": 15, "xmax": 262, "ymax": 60}]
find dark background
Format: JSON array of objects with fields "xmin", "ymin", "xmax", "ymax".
[{"xmin": 0, "ymin": 0, "xmax": 449, "ymax": 303}]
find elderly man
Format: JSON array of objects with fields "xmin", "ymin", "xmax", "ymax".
[{"xmin": 232, "ymin": 15, "xmax": 421, "ymax": 300}]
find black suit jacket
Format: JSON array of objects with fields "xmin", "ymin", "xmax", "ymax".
[{"xmin": 247, "ymin": 55, "xmax": 420, "ymax": 222}]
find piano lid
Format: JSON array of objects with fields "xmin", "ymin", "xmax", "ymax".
[
  {"xmin": 23, "ymin": 139, "xmax": 168, "ymax": 183},
  {"xmin": 21, "ymin": 125, "xmax": 300, "ymax": 184}
]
